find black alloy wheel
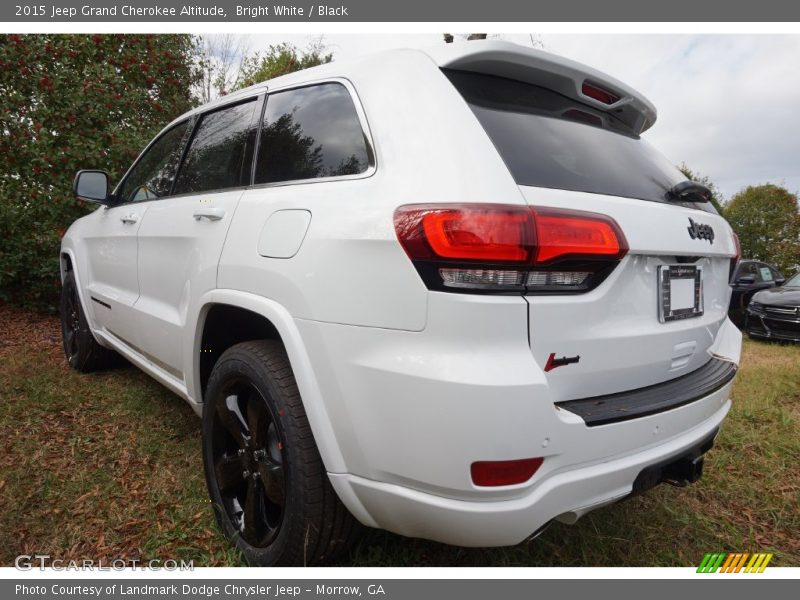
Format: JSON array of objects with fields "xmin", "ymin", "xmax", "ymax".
[
  {"xmin": 202, "ymin": 340, "xmax": 360, "ymax": 566},
  {"xmin": 210, "ymin": 377, "xmax": 287, "ymax": 547}
]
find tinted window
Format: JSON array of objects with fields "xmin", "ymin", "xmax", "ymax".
[
  {"xmin": 758, "ymin": 264, "xmax": 774, "ymax": 282},
  {"xmin": 738, "ymin": 263, "xmax": 758, "ymax": 279},
  {"xmin": 174, "ymin": 100, "xmax": 258, "ymax": 195},
  {"xmin": 119, "ymin": 121, "xmax": 190, "ymax": 203},
  {"xmin": 445, "ymin": 70, "xmax": 717, "ymax": 214},
  {"xmin": 254, "ymin": 83, "xmax": 371, "ymax": 185}
]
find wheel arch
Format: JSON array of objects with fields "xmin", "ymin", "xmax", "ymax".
[
  {"xmin": 59, "ymin": 247, "xmax": 95, "ymax": 329},
  {"xmin": 60, "ymin": 245, "xmax": 80, "ymax": 283},
  {"xmin": 60, "ymin": 251, "xmax": 73, "ymax": 278},
  {"xmin": 191, "ymin": 290, "xmax": 347, "ymax": 474}
]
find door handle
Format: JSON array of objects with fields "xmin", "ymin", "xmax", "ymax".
[
  {"xmin": 193, "ymin": 207, "xmax": 226, "ymax": 222},
  {"xmin": 120, "ymin": 214, "xmax": 138, "ymax": 224}
]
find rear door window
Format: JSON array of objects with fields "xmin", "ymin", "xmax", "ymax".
[
  {"xmin": 444, "ymin": 70, "xmax": 717, "ymax": 214},
  {"xmin": 254, "ymin": 83, "xmax": 371, "ymax": 185},
  {"xmin": 173, "ymin": 99, "xmax": 259, "ymax": 195}
]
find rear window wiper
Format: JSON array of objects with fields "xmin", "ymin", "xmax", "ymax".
[{"xmin": 667, "ymin": 180, "xmax": 712, "ymax": 203}]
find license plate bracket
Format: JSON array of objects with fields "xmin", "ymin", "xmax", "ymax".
[{"xmin": 658, "ymin": 265, "xmax": 703, "ymax": 323}]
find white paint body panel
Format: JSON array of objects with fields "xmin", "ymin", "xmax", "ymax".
[
  {"xmin": 78, "ymin": 203, "xmax": 148, "ymax": 343},
  {"xmin": 133, "ymin": 190, "xmax": 243, "ymax": 379},
  {"xmin": 60, "ymin": 41, "xmax": 742, "ymax": 547},
  {"xmin": 330, "ymin": 393, "xmax": 731, "ymax": 546}
]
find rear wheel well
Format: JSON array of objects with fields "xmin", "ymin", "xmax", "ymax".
[{"xmin": 199, "ymin": 304, "xmax": 281, "ymax": 399}]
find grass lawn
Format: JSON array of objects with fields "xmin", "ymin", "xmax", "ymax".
[{"xmin": 0, "ymin": 302, "xmax": 798, "ymax": 567}]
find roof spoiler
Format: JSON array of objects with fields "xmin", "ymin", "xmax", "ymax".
[{"xmin": 422, "ymin": 41, "xmax": 657, "ymax": 135}]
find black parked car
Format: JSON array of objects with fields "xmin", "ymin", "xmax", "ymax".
[
  {"xmin": 745, "ymin": 272, "xmax": 800, "ymax": 342},
  {"xmin": 728, "ymin": 260, "xmax": 785, "ymax": 326}
]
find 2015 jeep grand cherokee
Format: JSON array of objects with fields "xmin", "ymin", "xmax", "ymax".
[{"xmin": 61, "ymin": 41, "xmax": 742, "ymax": 566}]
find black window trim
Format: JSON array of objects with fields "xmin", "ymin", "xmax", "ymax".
[
  {"xmin": 250, "ymin": 77, "xmax": 377, "ymax": 190},
  {"xmin": 110, "ymin": 77, "xmax": 375, "ymax": 207},
  {"xmin": 111, "ymin": 94, "xmax": 265, "ymax": 207}
]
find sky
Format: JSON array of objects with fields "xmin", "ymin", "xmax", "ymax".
[{"xmin": 240, "ymin": 33, "xmax": 800, "ymax": 201}]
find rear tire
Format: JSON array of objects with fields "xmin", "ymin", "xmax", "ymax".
[
  {"xmin": 202, "ymin": 340, "xmax": 360, "ymax": 566},
  {"xmin": 60, "ymin": 271, "xmax": 118, "ymax": 372}
]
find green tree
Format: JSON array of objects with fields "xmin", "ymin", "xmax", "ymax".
[
  {"xmin": 0, "ymin": 34, "xmax": 201, "ymax": 310},
  {"xmin": 678, "ymin": 163, "xmax": 724, "ymax": 213},
  {"xmin": 724, "ymin": 184, "xmax": 800, "ymax": 274},
  {"xmin": 235, "ymin": 41, "xmax": 332, "ymax": 90}
]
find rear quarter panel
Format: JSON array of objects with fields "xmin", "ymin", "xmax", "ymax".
[{"xmin": 217, "ymin": 50, "xmax": 525, "ymax": 331}]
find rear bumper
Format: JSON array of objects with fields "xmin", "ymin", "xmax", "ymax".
[
  {"xmin": 556, "ymin": 357, "xmax": 737, "ymax": 426},
  {"xmin": 297, "ymin": 296, "xmax": 740, "ymax": 547},
  {"xmin": 329, "ymin": 390, "xmax": 731, "ymax": 547}
]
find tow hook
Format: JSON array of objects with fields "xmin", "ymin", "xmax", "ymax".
[
  {"xmin": 662, "ymin": 455, "xmax": 705, "ymax": 487},
  {"xmin": 631, "ymin": 428, "xmax": 717, "ymax": 495}
]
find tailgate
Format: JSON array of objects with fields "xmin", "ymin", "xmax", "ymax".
[{"xmin": 521, "ymin": 185, "xmax": 735, "ymax": 401}]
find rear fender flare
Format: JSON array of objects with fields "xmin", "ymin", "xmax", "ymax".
[{"xmin": 190, "ymin": 289, "xmax": 347, "ymax": 473}]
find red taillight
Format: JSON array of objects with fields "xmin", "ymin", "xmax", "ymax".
[
  {"xmin": 534, "ymin": 208, "xmax": 626, "ymax": 263},
  {"xmin": 581, "ymin": 80, "xmax": 621, "ymax": 105},
  {"xmin": 394, "ymin": 204, "xmax": 627, "ymax": 293},
  {"xmin": 421, "ymin": 206, "xmax": 534, "ymax": 262},
  {"xmin": 395, "ymin": 204, "xmax": 535, "ymax": 264},
  {"xmin": 471, "ymin": 457, "xmax": 544, "ymax": 487}
]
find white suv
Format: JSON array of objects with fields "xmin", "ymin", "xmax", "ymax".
[{"xmin": 61, "ymin": 41, "xmax": 742, "ymax": 566}]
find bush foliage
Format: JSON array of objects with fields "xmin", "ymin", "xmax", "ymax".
[
  {"xmin": 724, "ymin": 184, "xmax": 800, "ymax": 275},
  {"xmin": 0, "ymin": 34, "xmax": 200, "ymax": 310}
]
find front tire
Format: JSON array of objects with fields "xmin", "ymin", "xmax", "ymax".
[
  {"xmin": 202, "ymin": 340, "xmax": 360, "ymax": 566},
  {"xmin": 60, "ymin": 271, "xmax": 117, "ymax": 372}
]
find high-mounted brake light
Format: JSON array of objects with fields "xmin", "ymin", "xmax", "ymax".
[
  {"xmin": 471, "ymin": 457, "xmax": 544, "ymax": 487},
  {"xmin": 581, "ymin": 80, "xmax": 620, "ymax": 105},
  {"xmin": 394, "ymin": 204, "xmax": 628, "ymax": 294}
]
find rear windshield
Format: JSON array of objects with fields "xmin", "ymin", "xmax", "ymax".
[{"xmin": 445, "ymin": 70, "xmax": 717, "ymax": 214}]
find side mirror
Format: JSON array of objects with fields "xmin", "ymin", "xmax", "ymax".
[
  {"xmin": 73, "ymin": 170, "xmax": 111, "ymax": 205},
  {"xmin": 775, "ymin": 278, "xmax": 786, "ymax": 286},
  {"xmin": 736, "ymin": 276, "xmax": 756, "ymax": 285}
]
